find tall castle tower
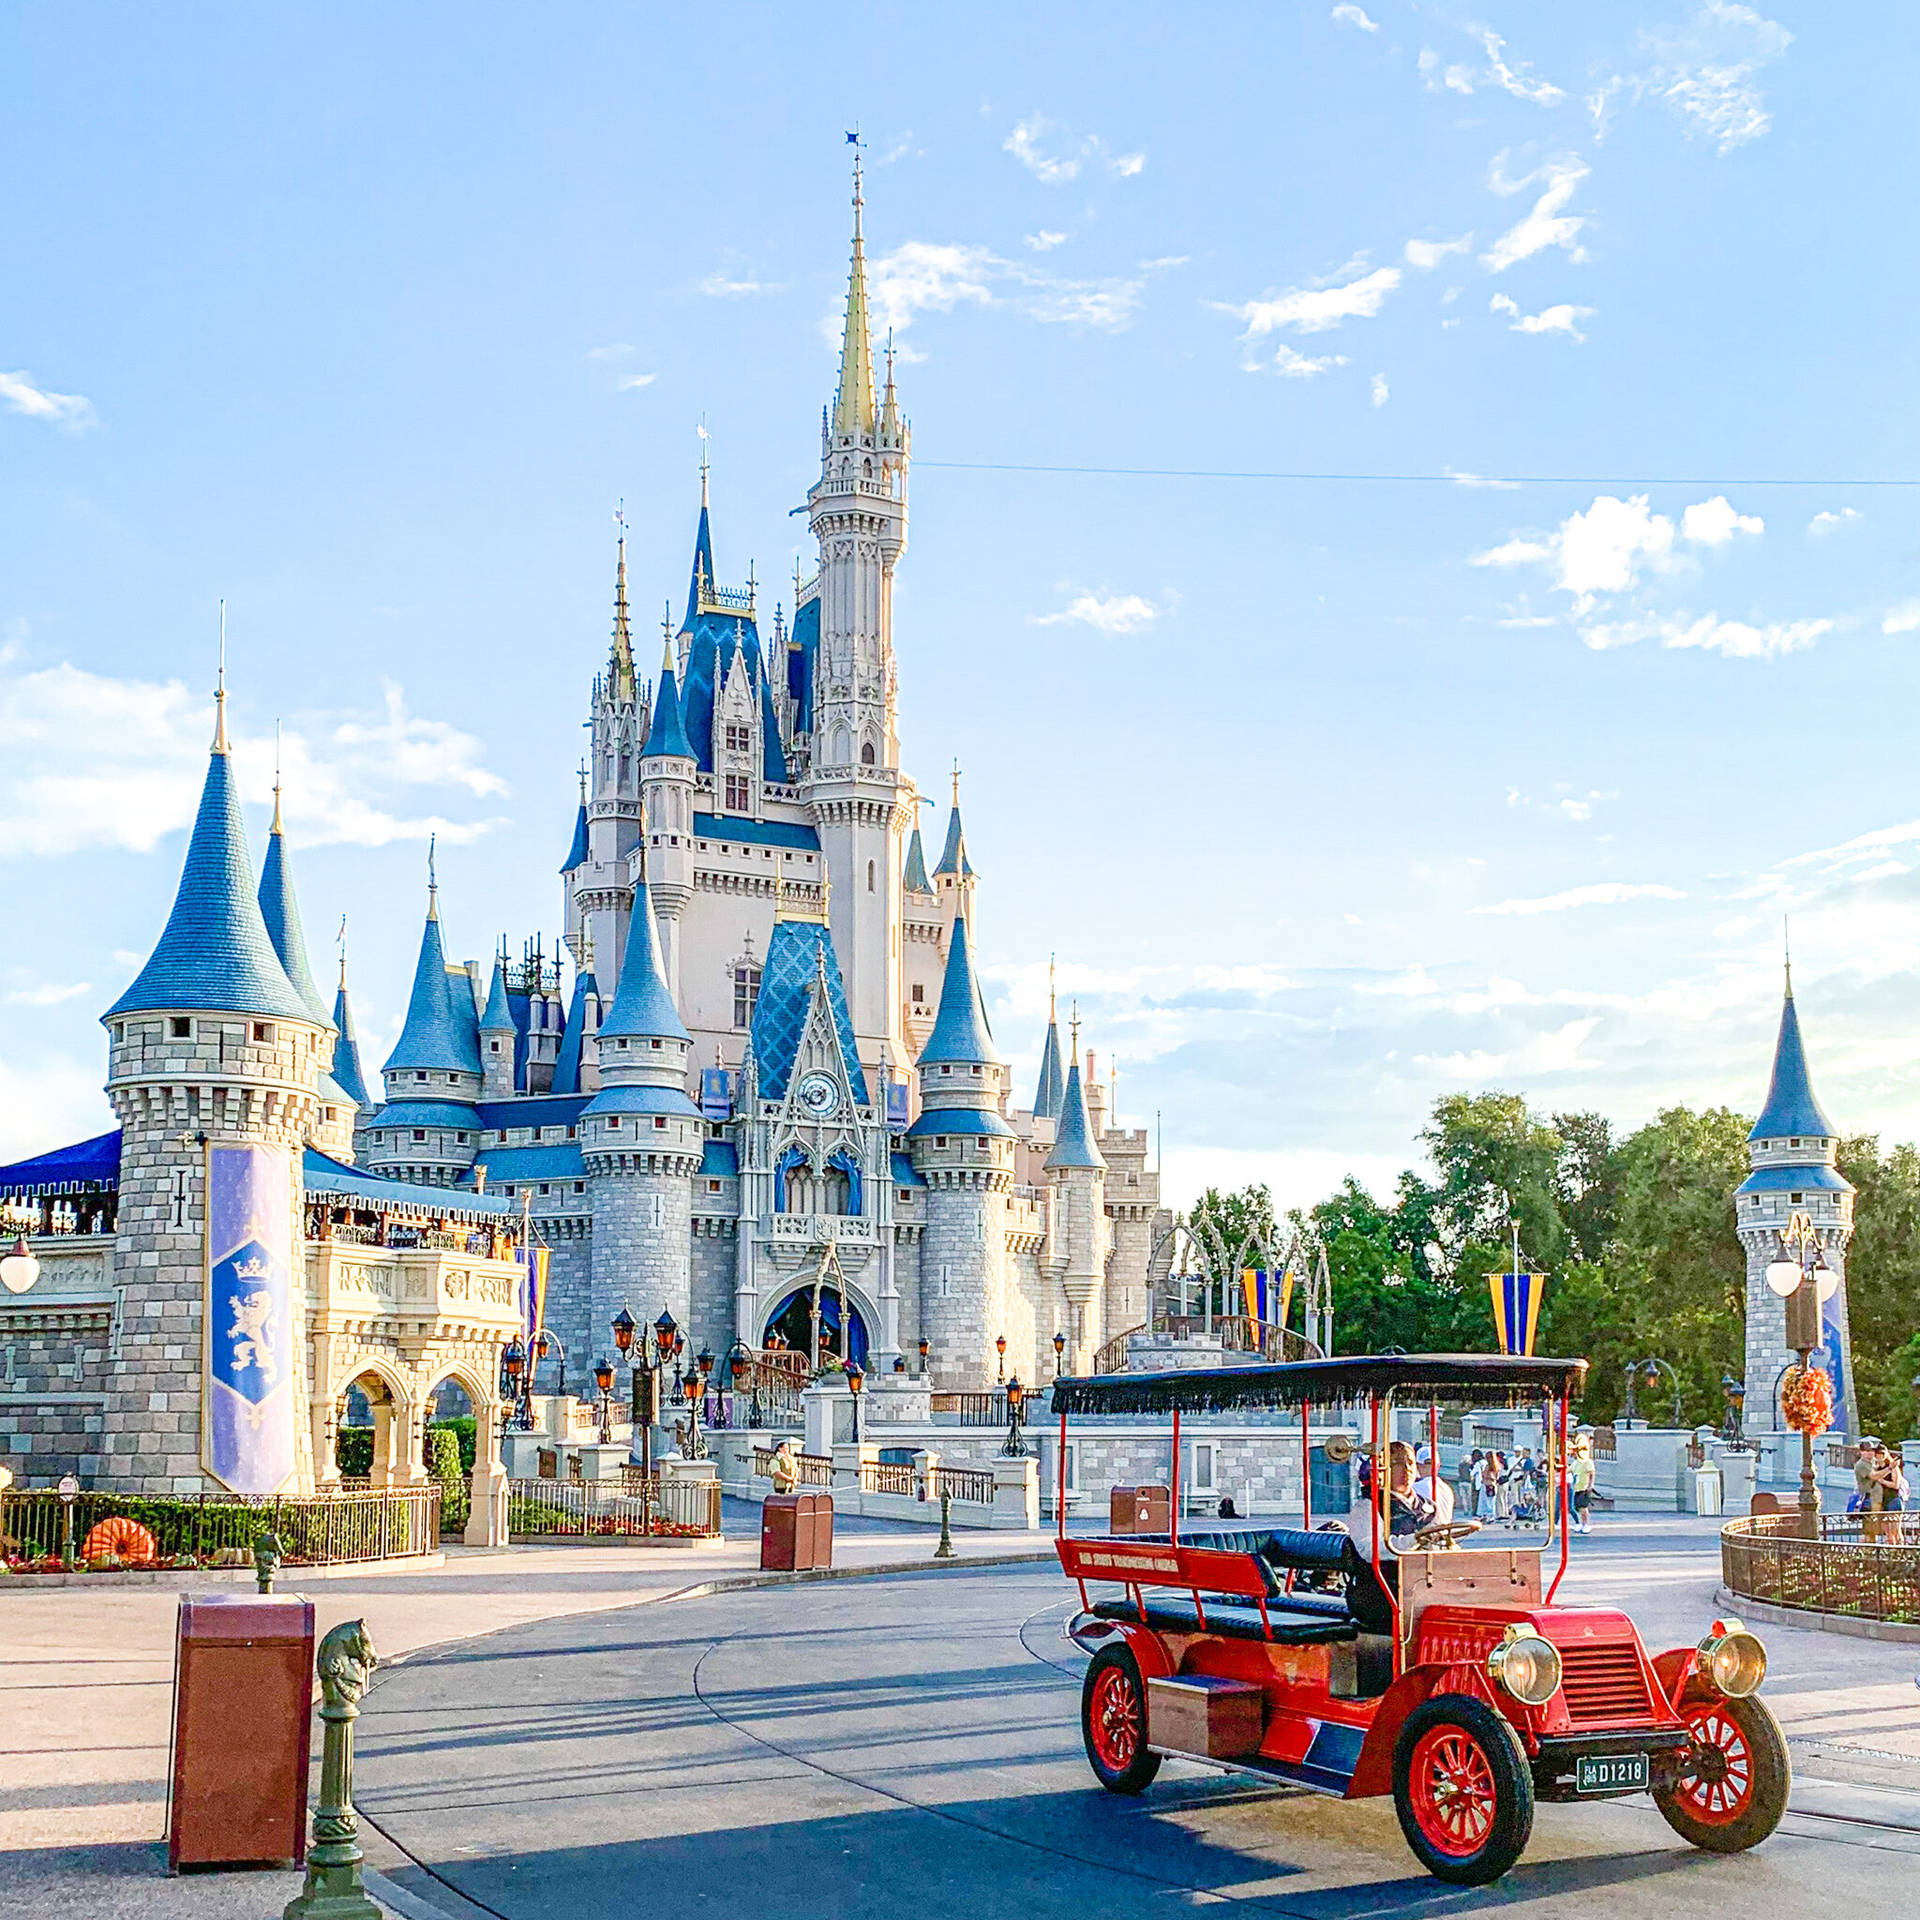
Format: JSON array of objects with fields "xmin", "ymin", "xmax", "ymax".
[
  {"xmin": 805, "ymin": 156, "xmax": 913, "ymax": 1089},
  {"xmin": 1045, "ymin": 1021, "xmax": 1110, "ymax": 1376},
  {"xmin": 102, "ymin": 678, "xmax": 331, "ymax": 1495},
  {"xmin": 1736, "ymin": 968, "xmax": 1858, "ymax": 1433},
  {"xmin": 906, "ymin": 912, "xmax": 1013, "ymax": 1387}
]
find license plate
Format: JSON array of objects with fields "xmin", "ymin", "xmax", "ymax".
[{"xmin": 1577, "ymin": 1752, "xmax": 1649, "ymax": 1794}]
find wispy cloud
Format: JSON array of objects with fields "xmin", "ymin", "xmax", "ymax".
[
  {"xmin": 1370, "ymin": 373, "xmax": 1390, "ymax": 407},
  {"xmin": 1579, "ymin": 611, "xmax": 1831, "ymax": 658},
  {"xmin": 1445, "ymin": 468, "xmax": 1523, "ymax": 491},
  {"xmin": 1218, "ymin": 263, "xmax": 1402, "ymax": 349},
  {"xmin": 616, "ymin": 373, "xmax": 656, "ymax": 391},
  {"xmin": 1030, "ymin": 592, "xmax": 1158, "ymax": 634},
  {"xmin": 3, "ymin": 981, "xmax": 90, "ymax": 1007},
  {"xmin": 1809, "ymin": 507, "xmax": 1862, "ymax": 537},
  {"xmin": 695, "ymin": 272, "xmax": 782, "ymax": 298},
  {"xmin": 1641, "ymin": 2, "xmax": 1793, "ymax": 153},
  {"xmin": 1025, "ymin": 230, "xmax": 1068, "ymax": 252},
  {"xmin": 1490, "ymin": 292, "xmax": 1592, "ymax": 340},
  {"xmin": 1474, "ymin": 882, "xmax": 1685, "ymax": 916},
  {"xmin": 1419, "ymin": 30, "xmax": 1564, "ymax": 105},
  {"xmin": 1884, "ymin": 602, "xmax": 1920, "ymax": 636},
  {"xmin": 1482, "ymin": 156, "xmax": 1590, "ymax": 272},
  {"xmin": 867, "ymin": 241, "xmax": 1153, "ymax": 336},
  {"xmin": 0, "ymin": 370, "xmax": 96, "ymax": 430},
  {"xmin": 1681, "ymin": 496, "xmax": 1763, "ymax": 544},
  {"xmin": 1404, "ymin": 235, "xmax": 1472, "ymax": 271},
  {"xmin": 1272, "ymin": 345, "xmax": 1349, "ymax": 379},
  {"xmin": 1331, "ymin": 3, "xmax": 1378, "ymax": 30},
  {"xmin": 1004, "ymin": 117, "xmax": 1145, "ymax": 184}
]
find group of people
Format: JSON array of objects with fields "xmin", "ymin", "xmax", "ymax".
[{"xmin": 1852, "ymin": 1435, "xmax": 1910, "ymax": 1539}]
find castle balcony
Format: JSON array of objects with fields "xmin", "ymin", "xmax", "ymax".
[
  {"xmin": 306, "ymin": 1242, "xmax": 525, "ymax": 1341},
  {"xmin": 766, "ymin": 1212, "xmax": 876, "ymax": 1248}
]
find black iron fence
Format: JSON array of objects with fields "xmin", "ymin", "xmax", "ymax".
[
  {"xmin": 508, "ymin": 1474, "xmax": 721, "ymax": 1539},
  {"xmin": 929, "ymin": 1465, "xmax": 995, "ymax": 1505},
  {"xmin": 1722, "ymin": 1511, "xmax": 1920, "ymax": 1624},
  {"xmin": 0, "ymin": 1486, "xmax": 441, "ymax": 1570}
]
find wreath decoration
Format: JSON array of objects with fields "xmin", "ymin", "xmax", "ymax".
[{"xmin": 1780, "ymin": 1363, "xmax": 1834, "ymax": 1437}]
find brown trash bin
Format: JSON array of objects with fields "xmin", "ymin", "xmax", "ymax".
[
  {"xmin": 761, "ymin": 1492, "xmax": 801, "ymax": 1570},
  {"xmin": 167, "ymin": 1593, "xmax": 315, "ymax": 1871},
  {"xmin": 798, "ymin": 1490, "xmax": 834, "ymax": 1569},
  {"xmin": 1111, "ymin": 1484, "xmax": 1172, "ymax": 1536}
]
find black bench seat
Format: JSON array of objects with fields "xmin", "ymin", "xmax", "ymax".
[{"xmin": 1090, "ymin": 1596, "xmax": 1357, "ymax": 1645}]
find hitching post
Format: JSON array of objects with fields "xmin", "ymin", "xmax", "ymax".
[
  {"xmin": 254, "ymin": 1530, "xmax": 283, "ymax": 1593},
  {"xmin": 284, "ymin": 1619, "xmax": 381, "ymax": 1920},
  {"xmin": 934, "ymin": 1487, "xmax": 956, "ymax": 1560}
]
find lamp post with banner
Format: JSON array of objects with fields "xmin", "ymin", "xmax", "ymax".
[{"xmin": 1767, "ymin": 1208, "xmax": 1839, "ymax": 1531}]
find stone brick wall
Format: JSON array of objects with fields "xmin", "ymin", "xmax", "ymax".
[
  {"xmin": 920, "ymin": 1175, "xmax": 1004, "ymax": 1390},
  {"xmin": 689, "ymin": 1226, "xmax": 736, "ymax": 1357},
  {"xmin": 0, "ymin": 1302, "xmax": 110, "ymax": 1486},
  {"xmin": 587, "ymin": 1166, "xmax": 693, "ymax": 1371}
]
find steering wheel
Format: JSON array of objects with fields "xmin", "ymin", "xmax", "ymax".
[{"xmin": 1411, "ymin": 1518, "xmax": 1483, "ymax": 1550}]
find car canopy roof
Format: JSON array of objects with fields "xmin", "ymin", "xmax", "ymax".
[{"xmin": 1051, "ymin": 1352, "xmax": 1588, "ymax": 1418}]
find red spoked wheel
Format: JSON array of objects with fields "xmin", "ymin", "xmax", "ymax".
[
  {"xmin": 1653, "ymin": 1695, "xmax": 1788, "ymax": 1853},
  {"xmin": 1392, "ymin": 1695, "xmax": 1534, "ymax": 1886},
  {"xmin": 1080, "ymin": 1644, "xmax": 1161, "ymax": 1795}
]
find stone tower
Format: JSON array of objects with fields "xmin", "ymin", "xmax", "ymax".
[
  {"xmin": 907, "ymin": 912, "xmax": 1013, "ymax": 1387},
  {"xmin": 479, "ymin": 948, "xmax": 517, "ymax": 1100},
  {"xmin": 639, "ymin": 641, "xmax": 697, "ymax": 997},
  {"xmin": 574, "ymin": 534, "xmax": 643, "ymax": 983},
  {"xmin": 582, "ymin": 869, "xmax": 700, "ymax": 1359},
  {"xmin": 102, "ymin": 680, "xmax": 330, "ymax": 1495},
  {"xmin": 1045, "ymin": 1025, "xmax": 1110, "ymax": 1376},
  {"xmin": 1736, "ymin": 968, "xmax": 1857, "ymax": 1433},
  {"xmin": 805, "ymin": 155, "xmax": 912, "ymax": 1085}
]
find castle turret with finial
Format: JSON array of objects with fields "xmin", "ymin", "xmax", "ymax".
[
  {"xmin": 1043, "ymin": 1006, "xmax": 1110, "ymax": 1376},
  {"xmin": 1735, "ymin": 946, "xmax": 1858, "ymax": 1435}
]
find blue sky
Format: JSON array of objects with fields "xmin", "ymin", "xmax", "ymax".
[{"xmin": 5, "ymin": 4, "xmax": 1920, "ymax": 1209}]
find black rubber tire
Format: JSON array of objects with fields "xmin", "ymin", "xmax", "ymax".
[
  {"xmin": 1080, "ymin": 1644, "xmax": 1162, "ymax": 1794},
  {"xmin": 1653, "ymin": 1694, "xmax": 1790, "ymax": 1853},
  {"xmin": 1391, "ymin": 1693, "xmax": 1535, "ymax": 1886}
]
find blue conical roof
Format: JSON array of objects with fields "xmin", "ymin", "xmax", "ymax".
[
  {"xmin": 598, "ymin": 880, "xmax": 690, "ymax": 1043},
  {"xmin": 258, "ymin": 817, "xmax": 332, "ymax": 1025},
  {"xmin": 109, "ymin": 738, "xmax": 315, "ymax": 1023},
  {"xmin": 1749, "ymin": 978, "xmax": 1836, "ymax": 1142},
  {"xmin": 1033, "ymin": 1013, "xmax": 1066, "ymax": 1121},
  {"xmin": 749, "ymin": 919, "xmax": 865, "ymax": 1103},
  {"xmin": 560, "ymin": 801, "xmax": 589, "ymax": 874},
  {"xmin": 919, "ymin": 913, "xmax": 1001, "ymax": 1067},
  {"xmin": 933, "ymin": 803, "xmax": 972, "ymax": 878},
  {"xmin": 901, "ymin": 826, "xmax": 932, "ymax": 894},
  {"xmin": 480, "ymin": 954, "xmax": 514, "ymax": 1031},
  {"xmin": 644, "ymin": 648, "xmax": 695, "ymax": 760},
  {"xmin": 330, "ymin": 972, "xmax": 373, "ymax": 1111},
  {"xmin": 682, "ymin": 500, "xmax": 715, "ymax": 632},
  {"xmin": 383, "ymin": 899, "xmax": 483, "ymax": 1076},
  {"xmin": 1046, "ymin": 1058, "xmax": 1105, "ymax": 1170},
  {"xmin": 552, "ymin": 968, "xmax": 598, "ymax": 1093}
]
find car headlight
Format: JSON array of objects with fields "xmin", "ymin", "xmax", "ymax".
[
  {"xmin": 1487, "ymin": 1626, "xmax": 1563, "ymax": 1707},
  {"xmin": 1698, "ymin": 1618, "xmax": 1766, "ymax": 1698}
]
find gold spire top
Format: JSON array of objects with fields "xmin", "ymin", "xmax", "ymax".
[
  {"xmin": 698, "ymin": 420, "xmax": 710, "ymax": 507},
  {"xmin": 338, "ymin": 914, "xmax": 348, "ymax": 990},
  {"xmin": 830, "ymin": 155, "xmax": 876, "ymax": 440},
  {"xmin": 610, "ymin": 509, "xmax": 636, "ymax": 702},
  {"xmin": 271, "ymin": 720, "xmax": 283, "ymax": 833},
  {"xmin": 577, "ymin": 757, "xmax": 588, "ymax": 804},
  {"xmin": 1070, "ymin": 1001, "xmax": 1081, "ymax": 1057},
  {"xmin": 951, "ymin": 757, "xmax": 962, "ymax": 807},
  {"xmin": 427, "ymin": 833, "xmax": 439, "ymax": 922},
  {"xmin": 1049, "ymin": 953, "xmax": 1056, "ymax": 1020},
  {"xmin": 212, "ymin": 600, "xmax": 229, "ymax": 753}
]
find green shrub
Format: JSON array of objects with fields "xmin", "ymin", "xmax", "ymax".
[
  {"xmin": 428, "ymin": 1417, "xmax": 477, "ymax": 1474},
  {"xmin": 335, "ymin": 1427, "xmax": 375, "ymax": 1477}
]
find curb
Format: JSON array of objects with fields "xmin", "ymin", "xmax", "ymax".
[
  {"xmin": 1718, "ymin": 1583, "xmax": 1920, "ymax": 1644},
  {"xmin": 0, "ymin": 1551, "xmax": 447, "ymax": 1592},
  {"xmin": 669, "ymin": 1546, "xmax": 1058, "ymax": 1599}
]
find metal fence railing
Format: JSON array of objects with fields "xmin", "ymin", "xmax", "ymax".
[
  {"xmin": 859, "ymin": 1461, "xmax": 916, "ymax": 1497},
  {"xmin": 750, "ymin": 1446, "xmax": 836, "ymax": 1488},
  {"xmin": 0, "ymin": 1486, "xmax": 441, "ymax": 1570},
  {"xmin": 507, "ymin": 1475, "xmax": 721, "ymax": 1540},
  {"xmin": 929, "ymin": 1465, "xmax": 995, "ymax": 1505},
  {"xmin": 1722, "ymin": 1511, "xmax": 1920, "ymax": 1624}
]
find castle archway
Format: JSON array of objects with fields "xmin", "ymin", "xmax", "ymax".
[{"xmin": 763, "ymin": 1282, "xmax": 870, "ymax": 1369}]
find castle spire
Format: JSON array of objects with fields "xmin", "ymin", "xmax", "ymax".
[
  {"xmin": 1032, "ymin": 955, "xmax": 1066, "ymax": 1122},
  {"xmin": 212, "ymin": 601, "xmax": 229, "ymax": 752},
  {"xmin": 610, "ymin": 510, "xmax": 636, "ymax": 703},
  {"xmin": 830, "ymin": 155, "xmax": 876, "ymax": 440},
  {"xmin": 257, "ymin": 757, "xmax": 332, "ymax": 1027},
  {"xmin": 1750, "ymin": 960, "xmax": 1835, "ymax": 1143},
  {"xmin": 1047, "ymin": 1013, "xmax": 1106, "ymax": 1172},
  {"xmin": 917, "ymin": 907, "xmax": 1001, "ymax": 1068}
]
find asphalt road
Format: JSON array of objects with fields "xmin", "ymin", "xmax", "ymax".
[{"xmin": 351, "ymin": 1553, "xmax": 1918, "ymax": 1920}]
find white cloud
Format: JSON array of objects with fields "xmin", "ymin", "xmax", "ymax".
[
  {"xmin": 586, "ymin": 343, "xmax": 634, "ymax": 361},
  {"xmin": 1883, "ymin": 602, "xmax": 1920, "ymax": 636},
  {"xmin": 1106, "ymin": 150, "xmax": 1147, "ymax": 179},
  {"xmin": 1445, "ymin": 467, "xmax": 1523, "ymax": 491},
  {"xmin": 1489, "ymin": 292, "xmax": 1592, "ymax": 341},
  {"xmin": 1481, "ymin": 156, "xmax": 1590, "ymax": 272},
  {"xmin": 1681, "ymin": 495, "xmax": 1763, "ymax": 544},
  {"xmin": 1370, "ymin": 373, "xmax": 1390, "ymax": 407},
  {"xmin": 616, "ymin": 373, "xmax": 656, "ymax": 391},
  {"xmin": 1030, "ymin": 592, "xmax": 1158, "ymax": 634},
  {"xmin": 1474, "ymin": 882, "xmax": 1686, "ymax": 916},
  {"xmin": 0, "ymin": 370, "xmax": 96, "ymax": 430},
  {"xmin": 1220, "ymin": 264, "xmax": 1402, "ymax": 341},
  {"xmin": 3, "ymin": 981, "xmax": 90, "ymax": 1006},
  {"xmin": 696, "ymin": 272, "xmax": 780, "ymax": 297},
  {"xmin": 0, "ymin": 660, "xmax": 509, "ymax": 859},
  {"xmin": 1641, "ymin": 2, "xmax": 1792, "ymax": 153},
  {"xmin": 1025, "ymin": 230, "xmax": 1068, "ymax": 252},
  {"xmin": 867, "ymin": 241, "xmax": 1146, "ymax": 336},
  {"xmin": 1271, "ymin": 345, "xmax": 1349, "ymax": 378},
  {"xmin": 1420, "ymin": 30, "xmax": 1564, "ymax": 104},
  {"xmin": 1404, "ymin": 235, "xmax": 1472, "ymax": 271},
  {"xmin": 1331, "ymin": 3, "xmax": 1378, "ymax": 29},
  {"xmin": 1004, "ymin": 119, "xmax": 1144, "ymax": 184},
  {"xmin": 1579, "ymin": 611, "xmax": 1831, "ymax": 658},
  {"xmin": 1809, "ymin": 508, "xmax": 1862, "ymax": 537}
]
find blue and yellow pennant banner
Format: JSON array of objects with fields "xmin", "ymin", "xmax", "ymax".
[
  {"xmin": 1240, "ymin": 1267, "xmax": 1296, "ymax": 1327},
  {"xmin": 1488, "ymin": 1269, "xmax": 1545, "ymax": 1356}
]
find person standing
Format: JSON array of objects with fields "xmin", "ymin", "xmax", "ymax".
[
  {"xmin": 1569, "ymin": 1431, "xmax": 1596, "ymax": 1534},
  {"xmin": 1856, "ymin": 1437, "xmax": 1907, "ymax": 1543}
]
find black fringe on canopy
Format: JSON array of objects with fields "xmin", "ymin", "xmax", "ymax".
[{"xmin": 1051, "ymin": 1353, "xmax": 1588, "ymax": 1418}]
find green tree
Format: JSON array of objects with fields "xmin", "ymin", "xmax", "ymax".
[{"xmin": 1837, "ymin": 1137, "xmax": 1920, "ymax": 1440}]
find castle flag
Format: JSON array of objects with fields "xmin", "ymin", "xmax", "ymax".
[
  {"xmin": 201, "ymin": 1143, "xmax": 297, "ymax": 1495},
  {"xmin": 1240, "ymin": 1269, "xmax": 1295, "ymax": 1326},
  {"xmin": 1488, "ymin": 1270, "xmax": 1545, "ymax": 1357}
]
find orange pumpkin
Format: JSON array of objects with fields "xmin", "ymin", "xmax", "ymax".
[{"xmin": 80, "ymin": 1517, "xmax": 159, "ymax": 1566}]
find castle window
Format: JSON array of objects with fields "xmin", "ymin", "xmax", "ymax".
[
  {"xmin": 725, "ymin": 724, "xmax": 751, "ymax": 752},
  {"xmin": 253, "ymin": 1022, "xmax": 274, "ymax": 1044},
  {"xmin": 608, "ymin": 1116, "xmax": 621, "ymax": 1128},
  {"xmin": 733, "ymin": 963, "xmax": 762, "ymax": 1029},
  {"xmin": 867, "ymin": 859, "xmax": 875, "ymax": 891},
  {"xmin": 412, "ymin": 1129, "xmax": 427, "ymax": 1143},
  {"xmin": 935, "ymin": 1136, "xmax": 948, "ymax": 1150},
  {"xmin": 861, "ymin": 742, "xmax": 876, "ymax": 767},
  {"xmin": 650, "ymin": 1038, "xmax": 661, "ymax": 1049},
  {"xmin": 940, "ymin": 1065, "xmax": 951, "ymax": 1076},
  {"xmin": 1790, "ymin": 1191, "xmax": 1803, "ymax": 1205},
  {"xmin": 574, "ymin": 1181, "xmax": 584, "ymax": 1193},
  {"xmin": 1790, "ymin": 1138, "xmax": 1800, "ymax": 1148},
  {"xmin": 540, "ymin": 1183, "xmax": 550, "ymax": 1195},
  {"xmin": 724, "ymin": 774, "xmax": 751, "ymax": 811},
  {"xmin": 618, "ymin": 1038, "xmax": 629, "ymax": 1050},
  {"xmin": 416, "ymin": 1070, "xmax": 428, "ymax": 1083},
  {"xmin": 325, "ymin": 1107, "xmax": 337, "ymax": 1123},
  {"xmin": 490, "ymin": 1040, "xmax": 501, "ymax": 1054},
  {"xmin": 457, "ymin": 1132, "xmax": 469, "ymax": 1144},
  {"xmin": 911, "ymin": 984, "xmax": 924, "ymax": 1006},
  {"xmin": 709, "ymin": 1179, "xmax": 722, "ymax": 1193},
  {"xmin": 654, "ymin": 1116, "xmax": 667, "ymax": 1130},
  {"xmin": 567, "ymin": 1125, "xmax": 577, "ymax": 1139},
  {"xmin": 171, "ymin": 1017, "xmax": 191, "ymax": 1038}
]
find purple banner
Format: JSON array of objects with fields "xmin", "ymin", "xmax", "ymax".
[{"xmin": 202, "ymin": 1143, "xmax": 297, "ymax": 1494}]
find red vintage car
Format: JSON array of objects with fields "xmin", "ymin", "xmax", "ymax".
[{"xmin": 1049, "ymin": 1354, "xmax": 1784, "ymax": 1886}]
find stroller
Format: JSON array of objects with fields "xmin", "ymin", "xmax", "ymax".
[{"xmin": 1508, "ymin": 1457, "xmax": 1548, "ymax": 1528}]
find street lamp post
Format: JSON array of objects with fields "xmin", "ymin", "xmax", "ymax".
[
  {"xmin": 727, "ymin": 1339, "xmax": 759, "ymax": 1429},
  {"xmin": 918, "ymin": 1337, "xmax": 929, "ymax": 1378},
  {"xmin": 847, "ymin": 1360, "xmax": 864, "ymax": 1445},
  {"xmin": 1622, "ymin": 1356, "xmax": 1683, "ymax": 1428},
  {"xmin": 1002, "ymin": 1376, "xmax": 1027, "ymax": 1459},
  {"xmin": 995, "ymin": 1334, "xmax": 1006, "ymax": 1385},
  {"xmin": 1052, "ymin": 1330, "xmax": 1066, "ymax": 1379},
  {"xmin": 1767, "ymin": 1208, "xmax": 1838, "ymax": 1533},
  {"xmin": 620, "ymin": 1307, "xmax": 679, "ymax": 1482},
  {"xmin": 1721, "ymin": 1373, "xmax": 1747, "ymax": 1446},
  {"xmin": 593, "ymin": 1357, "xmax": 616, "ymax": 1445}
]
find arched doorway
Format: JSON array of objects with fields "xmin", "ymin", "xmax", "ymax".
[
  {"xmin": 765, "ymin": 1284, "xmax": 869, "ymax": 1369},
  {"xmin": 332, "ymin": 1365, "xmax": 414, "ymax": 1488}
]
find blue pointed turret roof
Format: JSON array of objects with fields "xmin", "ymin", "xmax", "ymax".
[
  {"xmin": 760, "ymin": 675, "xmax": 791, "ymax": 784},
  {"xmin": 749, "ymin": 916, "xmax": 865, "ymax": 1104},
  {"xmin": 901, "ymin": 826, "xmax": 932, "ymax": 894},
  {"xmin": 1033, "ymin": 1010, "xmax": 1066, "ymax": 1121},
  {"xmin": 1749, "ymin": 973, "xmax": 1836, "ymax": 1143},
  {"xmin": 551, "ymin": 968, "xmax": 598, "ymax": 1094},
  {"xmin": 683, "ymin": 496, "xmax": 716, "ymax": 632},
  {"xmin": 1046, "ymin": 1057, "xmax": 1106, "ymax": 1170},
  {"xmin": 598, "ymin": 879, "xmax": 690, "ymax": 1043},
  {"xmin": 383, "ymin": 893, "xmax": 483, "ymax": 1077},
  {"xmin": 933, "ymin": 802, "xmax": 972, "ymax": 878},
  {"xmin": 109, "ymin": 720, "xmax": 315, "ymax": 1024},
  {"xmin": 918, "ymin": 913, "xmax": 1001, "ymax": 1068},
  {"xmin": 644, "ymin": 646, "xmax": 695, "ymax": 761},
  {"xmin": 257, "ymin": 806, "xmax": 332, "ymax": 1026},
  {"xmin": 330, "ymin": 968, "xmax": 373, "ymax": 1112},
  {"xmin": 560, "ymin": 800, "xmax": 589, "ymax": 874},
  {"xmin": 480, "ymin": 953, "xmax": 514, "ymax": 1032}
]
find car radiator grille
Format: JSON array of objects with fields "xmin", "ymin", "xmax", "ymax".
[{"xmin": 1558, "ymin": 1643, "xmax": 1653, "ymax": 1726}]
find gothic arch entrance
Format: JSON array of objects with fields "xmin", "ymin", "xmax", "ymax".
[{"xmin": 764, "ymin": 1284, "xmax": 870, "ymax": 1368}]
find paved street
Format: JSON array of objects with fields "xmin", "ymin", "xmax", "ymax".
[{"xmin": 348, "ymin": 1522, "xmax": 1920, "ymax": 1920}]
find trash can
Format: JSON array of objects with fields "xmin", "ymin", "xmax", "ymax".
[
  {"xmin": 798, "ymin": 1490, "xmax": 833, "ymax": 1570},
  {"xmin": 168, "ymin": 1593, "xmax": 315, "ymax": 1871},
  {"xmin": 1692, "ymin": 1466, "xmax": 1724, "ymax": 1517},
  {"xmin": 761, "ymin": 1493, "xmax": 801, "ymax": 1570},
  {"xmin": 1111, "ymin": 1484, "xmax": 1171, "ymax": 1536}
]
